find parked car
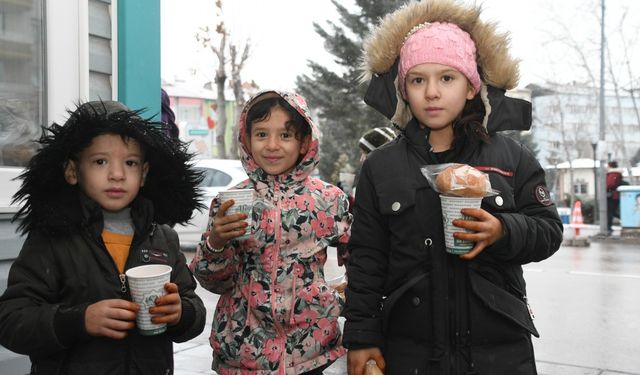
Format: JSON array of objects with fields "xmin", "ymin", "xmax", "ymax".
[{"xmin": 174, "ymin": 158, "xmax": 248, "ymax": 249}]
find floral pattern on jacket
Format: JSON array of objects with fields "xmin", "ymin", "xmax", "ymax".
[{"xmin": 189, "ymin": 91, "xmax": 352, "ymax": 374}]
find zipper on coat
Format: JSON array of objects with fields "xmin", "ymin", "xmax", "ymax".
[
  {"xmin": 84, "ymin": 224, "xmax": 129, "ymax": 296},
  {"xmin": 524, "ymin": 295, "xmax": 535, "ymax": 319},
  {"xmin": 507, "ymin": 282, "xmax": 535, "ymax": 320},
  {"xmin": 119, "ymin": 273, "xmax": 127, "ymax": 293},
  {"xmin": 83, "ymin": 225, "xmax": 132, "ymax": 374},
  {"xmin": 270, "ymin": 181, "xmax": 288, "ymax": 374},
  {"xmin": 446, "ymin": 254, "xmax": 457, "ymax": 374},
  {"xmin": 447, "ymin": 257, "xmax": 471, "ymax": 374},
  {"xmin": 120, "ymin": 223, "xmax": 157, "ymax": 296}
]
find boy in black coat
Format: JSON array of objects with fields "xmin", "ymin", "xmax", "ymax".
[{"xmin": 0, "ymin": 101, "xmax": 206, "ymax": 374}]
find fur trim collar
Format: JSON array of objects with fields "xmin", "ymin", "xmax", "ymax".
[
  {"xmin": 361, "ymin": 0, "xmax": 521, "ymax": 129},
  {"xmin": 362, "ymin": 0, "xmax": 518, "ymax": 88},
  {"xmin": 12, "ymin": 101, "xmax": 204, "ymax": 235}
]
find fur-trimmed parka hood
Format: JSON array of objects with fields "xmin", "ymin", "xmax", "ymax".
[
  {"xmin": 12, "ymin": 101, "xmax": 204, "ymax": 235},
  {"xmin": 362, "ymin": 0, "xmax": 531, "ymax": 132}
]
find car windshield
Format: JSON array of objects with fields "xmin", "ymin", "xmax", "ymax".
[{"xmin": 197, "ymin": 167, "xmax": 232, "ymax": 188}]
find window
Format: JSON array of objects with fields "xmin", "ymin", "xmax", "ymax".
[
  {"xmin": 0, "ymin": 0, "xmax": 46, "ymax": 167},
  {"xmin": 178, "ymin": 104, "xmax": 204, "ymax": 125},
  {"xmin": 573, "ymin": 181, "xmax": 588, "ymax": 195},
  {"xmin": 89, "ymin": 0, "xmax": 113, "ymax": 100}
]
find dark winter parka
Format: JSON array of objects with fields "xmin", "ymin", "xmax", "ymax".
[
  {"xmin": 0, "ymin": 101, "xmax": 206, "ymax": 374},
  {"xmin": 342, "ymin": 1, "xmax": 563, "ymax": 374}
]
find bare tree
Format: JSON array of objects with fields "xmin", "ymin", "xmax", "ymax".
[
  {"xmin": 548, "ymin": 96, "xmax": 577, "ymax": 206},
  {"xmin": 195, "ymin": 0, "xmax": 254, "ymax": 159},
  {"xmin": 618, "ymin": 11, "xmax": 640, "ymax": 176},
  {"xmin": 605, "ymin": 42, "xmax": 630, "ymax": 168},
  {"xmin": 196, "ymin": 1, "xmax": 228, "ymax": 158},
  {"xmin": 546, "ymin": 18, "xmax": 598, "ymax": 87},
  {"xmin": 229, "ymin": 42, "xmax": 251, "ymax": 158},
  {"xmin": 541, "ymin": 2, "xmax": 640, "ymax": 172}
]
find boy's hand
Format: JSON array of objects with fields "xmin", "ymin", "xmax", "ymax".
[
  {"xmin": 208, "ymin": 199, "xmax": 249, "ymax": 249},
  {"xmin": 85, "ymin": 299, "xmax": 139, "ymax": 339},
  {"xmin": 149, "ymin": 282, "xmax": 182, "ymax": 326},
  {"xmin": 452, "ymin": 207, "xmax": 503, "ymax": 260},
  {"xmin": 347, "ymin": 347, "xmax": 385, "ymax": 375}
]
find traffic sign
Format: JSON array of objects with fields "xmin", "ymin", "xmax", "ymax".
[{"xmin": 188, "ymin": 129, "xmax": 209, "ymax": 136}]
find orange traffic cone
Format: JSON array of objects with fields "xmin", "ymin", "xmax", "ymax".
[{"xmin": 570, "ymin": 200, "xmax": 584, "ymax": 236}]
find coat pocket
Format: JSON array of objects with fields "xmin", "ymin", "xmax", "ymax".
[
  {"xmin": 378, "ymin": 187, "xmax": 419, "ymax": 238},
  {"xmin": 468, "ymin": 269, "xmax": 539, "ymax": 341},
  {"xmin": 377, "ymin": 178, "xmax": 417, "ymax": 216},
  {"xmin": 382, "ymin": 272, "xmax": 430, "ymax": 338}
]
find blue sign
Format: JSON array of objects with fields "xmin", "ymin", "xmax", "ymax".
[
  {"xmin": 619, "ymin": 185, "xmax": 640, "ymax": 228},
  {"xmin": 188, "ymin": 129, "xmax": 209, "ymax": 136}
]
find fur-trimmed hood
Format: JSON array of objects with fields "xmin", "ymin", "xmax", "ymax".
[
  {"xmin": 12, "ymin": 101, "xmax": 204, "ymax": 235},
  {"xmin": 361, "ymin": 0, "xmax": 530, "ymax": 132}
]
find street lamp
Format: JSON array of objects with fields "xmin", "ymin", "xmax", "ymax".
[
  {"xmin": 597, "ymin": 0, "xmax": 608, "ymax": 236},
  {"xmin": 591, "ymin": 142, "xmax": 598, "ymax": 222}
]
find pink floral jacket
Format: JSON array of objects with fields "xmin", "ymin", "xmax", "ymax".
[{"xmin": 189, "ymin": 91, "xmax": 352, "ymax": 374}]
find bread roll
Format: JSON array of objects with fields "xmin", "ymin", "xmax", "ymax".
[{"xmin": 435, "ymin": 164, "xmax": 489, "ymax": 197}]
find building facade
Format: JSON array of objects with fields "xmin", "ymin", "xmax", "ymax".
[
  {"xmin": 163, "ymin": 82, "xmax": 237, "ymax": 158},
  {"xmin": 0, "ymin": 1, "xmax": 161, "ymax": 371},
  {"xmin": 546, "ymin": 158, "xmax": 639, "ymax": 207},
  {"xmin": 529, "ymin": 83, "xmax": 640, "ymax": 169}
]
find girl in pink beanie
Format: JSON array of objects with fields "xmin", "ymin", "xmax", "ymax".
[{"xmin": 343, "ymin": 0, "xmax": 563, "ymax": 374}]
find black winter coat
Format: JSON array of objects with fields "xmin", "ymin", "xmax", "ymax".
[
  {"xmin": 343, "ymin": 119, "xmax": 563, "ymax": 375},
  {"xmin": 0, "ymin": 196, "xmax": 206, "ymax": 374}
]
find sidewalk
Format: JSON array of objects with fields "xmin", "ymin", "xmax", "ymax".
[
  {"xmin": 564, "ymin": 223, "xmax": 640, "ymax": 246},
  {"xmin": 175, "ymin": 251, "xmax": 348, "ymax": 374},
  {"xmin": 175, "ymin": 320, "xmax": 638, "ymax": 375},
  {"xmin": 175, "ymin": 341, "xmax": 638, "ymax": 375},
  {"xmin": 176, "ymin": 249, "xmax": 639, "ymax": 375}
]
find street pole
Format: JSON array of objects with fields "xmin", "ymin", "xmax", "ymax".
[
  {"xmin": 591, "ymin": 142, "xmax": 598, "ymax": 223},
  {"xmin": 598, "ymin": 0, "xmax": 608, "ymax": 235}
]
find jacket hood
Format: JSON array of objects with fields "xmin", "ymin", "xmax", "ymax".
[
  {"xmin": 12, "ymin": 100, "xmax": 204, "ymax": 235},
  {"xmin": 361, "ymin": 0, "xmax": 530, "ymax": 132},
  {"xmin": 237, "ymin": 91, "xmax": 320, "ymax": 185}
]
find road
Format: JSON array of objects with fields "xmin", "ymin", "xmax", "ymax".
[{"xmin": 527, "ymin": 239, "xmax": 640, "ymax": 374}]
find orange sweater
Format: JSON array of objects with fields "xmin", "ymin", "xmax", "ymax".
[{"xmin": 102, "ymin": 230, "xmax": 132, "ymax": 273}]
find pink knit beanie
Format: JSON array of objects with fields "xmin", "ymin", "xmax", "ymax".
[{"xmin": 398, "ymin": 22, "xmax": 481, "ymax": 97}]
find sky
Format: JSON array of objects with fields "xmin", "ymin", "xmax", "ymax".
[{"xmin": 161, "ymin": 0, "xmax": 640, "ymax": 92}]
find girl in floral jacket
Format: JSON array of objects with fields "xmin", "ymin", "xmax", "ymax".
[{"xmin": 189, "ymin": 91, "xmax": 352, "ymax": 375}]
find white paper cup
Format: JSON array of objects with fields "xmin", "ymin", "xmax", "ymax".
[
  {"xmin": 339, "ymin": 172, "xmax": 355, "ymax": 194},
  {"xmin": 125, "ymin": 264, "xmax": 172, "ymax": 335},
  {"xmin": 440, "ymin": 195, "xmax": 482, "ymax": 254},
  {"xmin": 219, "ymin": 189, "xmax": 255, "ymax": 240}
]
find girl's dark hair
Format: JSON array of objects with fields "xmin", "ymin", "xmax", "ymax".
[
  {"xmin": 245, "ymin": 97, "xmax": 311, "ymax": 140},
  {"xmin": 451, "ymin": 67, "xmax": 490, "ymax": 149}
]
